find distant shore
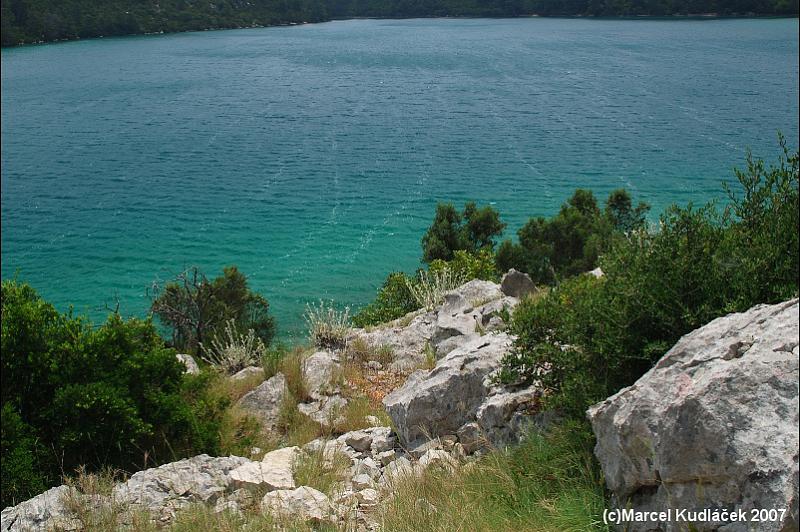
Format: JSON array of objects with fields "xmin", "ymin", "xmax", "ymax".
[{"xmin": 2, "ymin": 13, "xmax": 797, "ymax": 48}]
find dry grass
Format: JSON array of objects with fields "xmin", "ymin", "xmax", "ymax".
[
  {"xmin": 305, "ymin": 300, "xmax": 352, "ymax": 350},
  {"xmin": 377, "ymin": 421, "xmax": 608, "ymax": 532},
  {"xmin": 293, "ymin": 447, "xmax": 352, "ymax": 497},
  {"xmin": 345, "ymin": 337, "xmax": 394, "ymax": 366},
  {"xmin": 279, "ymin": 346, "xmax": 312, "ymax": 402}
]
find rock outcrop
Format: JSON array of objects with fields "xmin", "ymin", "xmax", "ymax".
[
  {"xmin": 237, "ymin": 373, "xmax": 288, "ymax": 431},
  {"xmin": 384, "ymin": 333, "xmax": 517, "ymax": 448},
  {"xmin": 500, "ymin": 269, "xmax": 536, "ymax": 298},
  {"xmin": 588, "ymin": 299, "xmax": 800, "ymax": 532}
]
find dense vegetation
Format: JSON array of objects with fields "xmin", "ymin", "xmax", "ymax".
[
  {"xmin": 1, "ymin": 266, "xmax": 275, "ymax": 508},
  {"xmin": 497, "ymin": 188, "xmax": 649, "ymax": 284},
  {"xmin": 499, "ymin": 138, "xmax": 799, "ymax": 416},
  {"xmin": 2, "ymin": 0, "xmax": 796, "ymax": 46},
  {"xmin": 150, "ymin": 266, "xmax": 275, "ymax": 355}
]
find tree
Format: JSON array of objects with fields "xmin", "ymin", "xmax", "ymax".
[
  {"xmin": 605, "ymin": 189, "xmax": 650, "ymax": 233},
  {"xmin": 421, "ymin": 201, "xmax": 505, "ymax": 263},
  {"xmin": 150, "ymin": 266, "xmax": 275, "ymax": 353}
]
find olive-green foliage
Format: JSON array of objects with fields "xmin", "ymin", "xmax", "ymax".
[
  {"xmin": 150, "ymin": 265, "xmax": 275, "ymax": 355},
  {"xmin": 1, "ymin": 403, "xmax": 48, "ymax": 509},
  {"xmin": 500, "ymin": 142, "xmax": 799, "ymax": 416},
  {"xmin": 496, "ymin": 188, "xmax": 649, "ymax": 284},
  {"xmin": 429, "ymin": 248, "xmax": 500, "ymax": 282},
  {"xmin": 352, "ymin": 271, "xmax": 420, "ymax": 327},
  {"xmin": 0, "ymin": 0, "xmax": 329, "ymax": 46},
  {"xmin": 421, "ymin": 201, "xmax": 506, "ymax": 263},
  {"xmin": 0, "ymin": 281, "xmax": 228, "ymax": 507},
  {"xmin": 3, "ymin": 0, "xmax": 796, "ymax": 47}
]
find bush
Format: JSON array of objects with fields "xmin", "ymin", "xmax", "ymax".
[
  {"xmin": 352, "ymin": 272, "xmax": 420, "ymax": 327},
  {"xmin": 421, "ymin": 201, "xmax": 505, "ymax": 263},
  {"xmin": 150, "ymin": 265, "xmax": 275, "ymax": 354},
  {"xmin": 405, "ymin": 266, "xmax": 468, "ymax": 310},
  {"xmin": 304, "ymin": 300, "xmax": 351, "ymax": 349},
  {"xmin": 499, "ymin": 142, "xmax": 799, "ymax": 417},
  {"xmin": 496, "ymin": 188, "xmax": 649, "ymax": 284},
  {"xmin": 0, "ymin": 281, "xmax": 228, "ymax": 507},
  {"xmin": 429, "ymin": 248, "xmax": 500, "ymax": 282},
  {"xmin": 200, "ymin": 319, "xmax": 267, "ymax": 374}
]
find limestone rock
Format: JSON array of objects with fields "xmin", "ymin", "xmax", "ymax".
[
  {"xmin": 113, "ymin": 455, "xmax": 249, "ymax": 511},
  {"xmin": 456, "ymin": 422, "xmax": 486, "ymax": 455},
  {"xmin": 500, "ymin": 269, "xmax": 536, "ymax": 298},
  {"xmin": 383, "ymin": 333, "xmax": 514, "ymax": 448},
  {"xmin": 303, "ymin": 350, "xmax": 339, "ymax": 399},
  {"xmin": 350, "ymin": 310, "xmax": 437, "ymax": 371},
  {"xmin": 175, "ymin": 354, "xmax": 200, "ymax": 375},
  {"xmin": 476, "ymin": 386, "xmax": 541, "ymax": 447},
  {"xmin": 297, "ymin": 395, "xmax": 347, "ymax": 429},
  {"xmin": 587, "ymin": 267, "xmax": 604, "ymax": 278},
  {"xmin": 230, "ymin": 366, "xmax": 263, "ymax": 381},
  {"xmin": 261, "ymin": 486, "xmax": 331, "ymax": 522},
  {"xmin": 431, "ymin": 293, "xmax": 480, "ymax": 357},
  {"xmin": 230, "ymin": 446, "xmax": 299, "ymax": 492},
  {"xmin": 340, "ymin": 430, "xmax": 372, "ymax": 453},
  {"xmin": 449, "ymin": 279, "xmax": 503, "ymax": 305},
  {"xmin": 356, "ymin": 488, "xmax": 379, "ymax": 506},
  {"xmin": 1, "ymin": 486, "xmax": 77, "ymax": 532},
  {"xmin": 588, "ymin": 299, "xmax": 799, "ymax": 532},
  {"xmin": 237, "ymin": 373, "xmax": 287, "ymax": 430},
  {"xmin": 418, "ymin": 449, "xmax": 457, "ymax": 471}
]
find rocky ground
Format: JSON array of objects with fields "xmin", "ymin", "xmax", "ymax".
[{"xmin": 3, "ymin": 271, "xmax": 798, "ymax": 532}]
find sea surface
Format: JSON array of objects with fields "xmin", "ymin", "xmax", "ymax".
[{"xmin": 2, "ymin": 17, "xmax": 798, "ymax": 340}]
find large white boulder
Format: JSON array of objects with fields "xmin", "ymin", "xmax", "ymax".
[
  {"xmin": 113, "ymin": 455, "xmax": 250, "ymax": 511},
  {"xmin": 1, "ymin": 486, "xmax": 77, "ymax": 532},
  {"xmin": 588, "ymin": 299, "xmax": 799, "ymax": 531},
  {"xmin": 383, "ymin": 333, "xmax": 514, "ymax": 447}
]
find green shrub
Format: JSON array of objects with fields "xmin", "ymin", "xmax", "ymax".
[
  {"xmin": 150, "ymin": 265, "xmax": 275, "ymax": 354},
  {"xmin": 496, "ymin": 188, "xmax": 649, "ymax": 284},
  {"xmin": 421, "ymin": 201, "xmax": 505, "ymax": 263},
  {"xmin": 500, "ymin": 142, "xmax": 799, "ymax": 417},
  {"xmin": 352, "ymin": 272, "xmax": 420, "ymax": 327},
  {"xmin": 1, "ymin": 404, "xmax": 48, "ymax": 508},
  {"xmin": 429, "ymin": 248, "xmax": 500, "ymax": 282},
  {"xmin": 0, "ymin": 281, "xmax": 228, "ymax": 507}
]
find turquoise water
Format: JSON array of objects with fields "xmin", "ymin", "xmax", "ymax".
[{"xmin": 2, "ymin": 18, "xmax": 798, "ymax": 340}]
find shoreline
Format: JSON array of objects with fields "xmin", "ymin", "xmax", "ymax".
[{"xmin": 2, "ymin": 13, "xmax": 797, "ymax": 48}]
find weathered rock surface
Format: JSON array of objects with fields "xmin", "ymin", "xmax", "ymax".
[
  {"xmin": 261, "ymin": 486, "xmax": 331, "ymax": 522},
  {"xmin": 384, "ymin": 333, "xmax": 515, "ymax": 447},
  {"xmin": 475, "ymin": 387, "xmax": 541, "ymax": 447},
  {"xmin": 230, "ymin": 447, "xmax": 299, "ymax": 491},
  {"xmin": 349, "ymin": 310, "xmax": 437, "ymax": 371},
  {"xmin": 113, "ymin": 455, "xmax": 250, "ymax": 512},
  {"xmin": 1, "ymin": 486, "xmax": 77, "ymax": 532},
  {"xmin": 175, "ymin": 353, "xmax": 200, "ymax": 375},
  {"xmin": 588, "ymin": 299, "xmax": 800, "ymax": 532},
  {"xmin": 449, "ymin": 279, "xmax": 503, "ymax": 305},
  {"xmin": 230, "ymin": 366, "xmax": 264, "ymax": 381},
  {"xmin": 237, "ymin": 373, "xmax": 287, "ymax": 430},
  {"xmin": 303, "ymin": 350, "xmax": 340, "ymax": 399},
  {"xmin": 500, "ymin": 269, "xmax": 536, "ymax": 298}
]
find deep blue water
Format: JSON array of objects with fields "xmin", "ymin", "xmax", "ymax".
[{"xmin": 2, "ymin": 17, "xmax": 798, "ymax": 339}]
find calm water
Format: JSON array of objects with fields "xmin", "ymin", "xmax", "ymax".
[{"xmin": 2, "ymin": 18, "xmax": 798, "ymax": 339}]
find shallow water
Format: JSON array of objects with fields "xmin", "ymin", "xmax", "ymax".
[{"xmin": 2, "ymin": 17, "xmax": 798, "ymax": 339}]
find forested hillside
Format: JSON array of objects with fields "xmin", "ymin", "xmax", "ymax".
[{"xmin": 2, "ymin": 0, "xmax": 797, "ymax": 46}]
